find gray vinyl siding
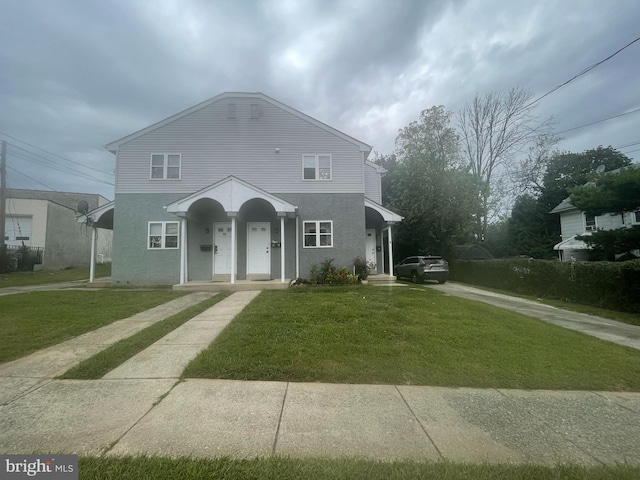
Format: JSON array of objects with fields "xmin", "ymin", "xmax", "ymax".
[
  {"xmin": 595, "ymin": 212, "xmax": 624, "ymax": 230},
  {"xmin": 364, "ymin": 163, "xmax": 382, "ymax": 203},
  {"xmin": 115, "ymin": 97, "xmax": 366, "ymax": 195},
  {"xmin": 559, "ymin": 210, "xmax": 585, "ymax": 239}
]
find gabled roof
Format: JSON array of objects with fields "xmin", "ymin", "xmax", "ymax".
[
  {"xmin": 105, "ymin": 92, "xmax": 372, "ymax": 155},
  {"xmin": 166, "ymin": 176, "xmax": 297, "ymax": 216},
  {"xmin": 550, "ymin": 197, "xmax": 577, "ymax": 214}
]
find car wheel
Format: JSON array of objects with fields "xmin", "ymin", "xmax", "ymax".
[{"xmin": 411, "ymin": 271, "xmax": 422, "ymax": 284}]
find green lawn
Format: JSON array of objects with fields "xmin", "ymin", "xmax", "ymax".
[
  {"xmin": 60, "ymin": 292, "xmax": 231, "ymax": 379},
  {"xmin": 0, "ymin": 290, "xmax": 185, "ymax": 363},
  {"xmin": 79, "ymin": 456, "xmax": 640, "ymax": 480},
  {"xmin": 0, "ymin": 263, "xmax": 111, "ymax": 287},
  {"xmin": 184, "ymin": 287, "xmax": 640, "ymax": 391}
]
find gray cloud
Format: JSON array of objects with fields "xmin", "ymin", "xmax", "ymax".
[{"xmin": 0, "ymin": 0, "xmax": 638, "ymax": 200}]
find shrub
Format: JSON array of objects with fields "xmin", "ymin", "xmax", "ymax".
[
  {"xmin": 450, "ymin": 258, "xmax": 640, "ymax": 312},
  {"xmin": 353, "ymin": 256, "xmax": 374, "ymax": 281}
]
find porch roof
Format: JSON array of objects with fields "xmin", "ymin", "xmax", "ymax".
[
  {"xmin": 364, "ymin": 198, "xmax": 403, "ymax": 224},
  {"xmin": 166, "ymin": 176, "xmax": 297, "ymax": 216},
  {"xmin": 553, "ymin": 234, "xmax": 590, "ymax": 251},
  {"xmin": 76, "ymin": 201, "xmax": 114, "ymax": 229}
]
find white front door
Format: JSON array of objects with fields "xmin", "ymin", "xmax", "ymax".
[
  {"xmin": 213, "ymin": 223, "xmax": 232, "ymax": 275},
  {"xmin": 366, "ymin": 229, "xmax": 377, "ymax": 273},
  {"xmin": 247, "ymin": 222, "xmax": 270, "ymax": 275}
]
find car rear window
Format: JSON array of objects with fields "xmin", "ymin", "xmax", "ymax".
[{"xmin": 421, "ymin": 258, "xmax": 445, "ymax": 265}]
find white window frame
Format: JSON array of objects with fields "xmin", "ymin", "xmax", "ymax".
[
  {"xmin": 302, "ymin": 154, "xmax": 332, "ymax": 181},
  {"xmin": 148, "ymin": 221, "xmax": 180, "ymax": 250},
  {"xmin": 633, "ymin": 210, "xmax": 640, "ymax": 225},
  {"xmin": 584, "ymin": 213, "xmax": 597, "ymax": 232},
  {"xmin": 303, "ymin": 220, "xmax": 333, "ymax": 248},
  {"xmin": 150, "ymin": 153, "xmax": 181, "ymax": 180}
]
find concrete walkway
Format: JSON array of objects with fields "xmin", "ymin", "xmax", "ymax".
[
  {"xmin": 0, "ymin": 292, "xmax": 215, "ymax": 381},
  {"xmin": 104, "ymin": 291, "xmax": 260, "ymax": 379},
  {"xmin": 422, "ymin": 282, "xmax": 640, "ymax": 351},
  {"xmin": 1, "ymin": 285, "xmax": 639, "ymax": 465}
]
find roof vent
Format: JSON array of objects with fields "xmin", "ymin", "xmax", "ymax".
[{"xmin": 250, "ymin": 103, "xmax": 261, "ymax": 119}]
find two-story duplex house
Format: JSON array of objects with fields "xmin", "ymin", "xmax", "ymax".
[{"xmin": 89, "ymin": 92, "xmax": 402, "ymax": 285}]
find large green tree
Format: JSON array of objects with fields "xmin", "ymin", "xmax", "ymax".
[
  {"xmin": 570, "ymin": 166, "xmax": 640, "ymax": 216},
  {"xmin": 377, "ymin": 106, "xmax": 479, "ymax": 259}
]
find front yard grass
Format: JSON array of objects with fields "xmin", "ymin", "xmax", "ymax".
[
  {"xmin": 0, "ymin": 290, "xmax": 185, "ymax": 363},
  {"xmin": 79, "ymin": 456, "xmax": 640, "ymax": 480},
  {"xmin": 184, "ymin": 287, "xmax": 640, "ymax": 391},
  {"xmin": 0, "ymin": 263, "xmax": 111, "ymax": 287},
  {"xmin": 60, "ymin": 292, "xmax": 231, "ymax": 379}
]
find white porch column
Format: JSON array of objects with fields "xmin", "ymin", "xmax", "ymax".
[
  {"xmin": 179, "ymin": 217, "xmax": 187, "ymax": 285},
  {"xmin": 280, "ymin": 216, "xmax": 285, "ymax": 282},
  {"xmin": 89, "ymin": 226, "xmax": 97, "ymax": 283},
  {"xmin": 387, "ymin": 224, "xmax": 394, "ymax": 277},
  {"xmin": 230, "ymin": 214, "xmax": 237, "ymax": 284},
  {"xmin": 295, "ymin": 213, "xmax": 300, "ymax": 279}
]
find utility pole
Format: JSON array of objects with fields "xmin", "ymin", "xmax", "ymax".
[{"xmin": 0, "ymin": 140, "xmax": 6, "ymax": 274}]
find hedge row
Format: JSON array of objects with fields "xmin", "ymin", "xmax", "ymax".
[{"xmin": 449, "ymin": 258, "xmax": 640, "ymax": 313}]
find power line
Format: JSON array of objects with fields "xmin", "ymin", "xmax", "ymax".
[
  {"xmin": 6, "ymin": 165, "xmax": 96, "ymax": 206},
  {"xmin": 555, "ymin": 107, "xmax": 640, "ymax": 135},
  {"xmin": 0, "ymin": 130, "xmax": 114, "ymax": 176},
  {"xmin": 521, "ymin": 35, "xmax": 640, "ymax": 111},
  {"xmin": 615, "ymin": 140, "xmax": 640, "ymax": 149},
  {"xmin": 9, "ymin": 145, "xmax": 114, "ymax": 186}
]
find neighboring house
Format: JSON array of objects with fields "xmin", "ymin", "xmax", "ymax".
[
  {"xmin": 91, "ymin": 92, "xmax": 402, "ymax": 285},
  {"xmin": 4, "ymin": 189, "xmax": 113, "ymax": 269},
  {"xmin": 550, "ymin": 172, "xmax": 640, "ymax": 261}
]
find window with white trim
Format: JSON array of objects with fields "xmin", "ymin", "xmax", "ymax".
[
  {"xmin": 303, "ymin": 154, "xmax": 331, "ymax": 180},
  {"xmin": 148, "ymin": 221, "xmax": 179, "ymax": 249},
  {"xmin": 303, "ymin": 221, "xmax": 333, "ymax": 247},
  {"xmin": 633, "ymin": 210, "xmax": 640, "ymax": 224},
  {"xmin": 584, "ymin": 213, "xmax": 596, "ymax": 232},
  {"xmin": 150, "ymin": 154, "xmax": 181, "ymax": 179}
]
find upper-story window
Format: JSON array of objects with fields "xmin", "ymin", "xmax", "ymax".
[
  {"xmin": 151, "ymin": 154, "xmax": 181, "ymax": 180},
  {"xmin": 303, "ymin": 154, "xmax": 331, "ymax": 180},
  {"xmin": 584, "ymin": 213, "xmax": 596, "ymax": 232},
  {"xmin": 633, "ymin": 210, "xmax": 640, "ymax": 224}
]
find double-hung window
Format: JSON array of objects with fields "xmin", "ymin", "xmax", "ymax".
[
  {"xmin": 303, "ymin": 221, "xmax": 333, "ymax": 247},
  {"xmin": 303, "ymin": 154, "xmax": 331, "ymax": 180},
  {"xmin": 584, "ymin": 213, "xmax": 596, "ymax": 232},
  {"xmin": 148, "ymin": 221, "xmax": 179, "ymax": 249},
  {"xmin": 150, "ymin": 154, "xmax": 181, "ymax": 179}
]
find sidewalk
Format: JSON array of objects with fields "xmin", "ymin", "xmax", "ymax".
[
  {"xmin": 0, "ymin": 378, "xmax": 638, "ymax": 465},
  {"xmin": 0, "ymin": 286, "xmax": 639, "ymax": 465}
]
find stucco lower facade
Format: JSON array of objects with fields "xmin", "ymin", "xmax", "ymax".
[{"xmin": 111, "ymin": 191, "xmax": 386, "ymax": 285}]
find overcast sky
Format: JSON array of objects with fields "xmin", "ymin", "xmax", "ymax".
[{"xmin": 1, "ymin": 0, "xmax": 639, "ymax": 202}]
